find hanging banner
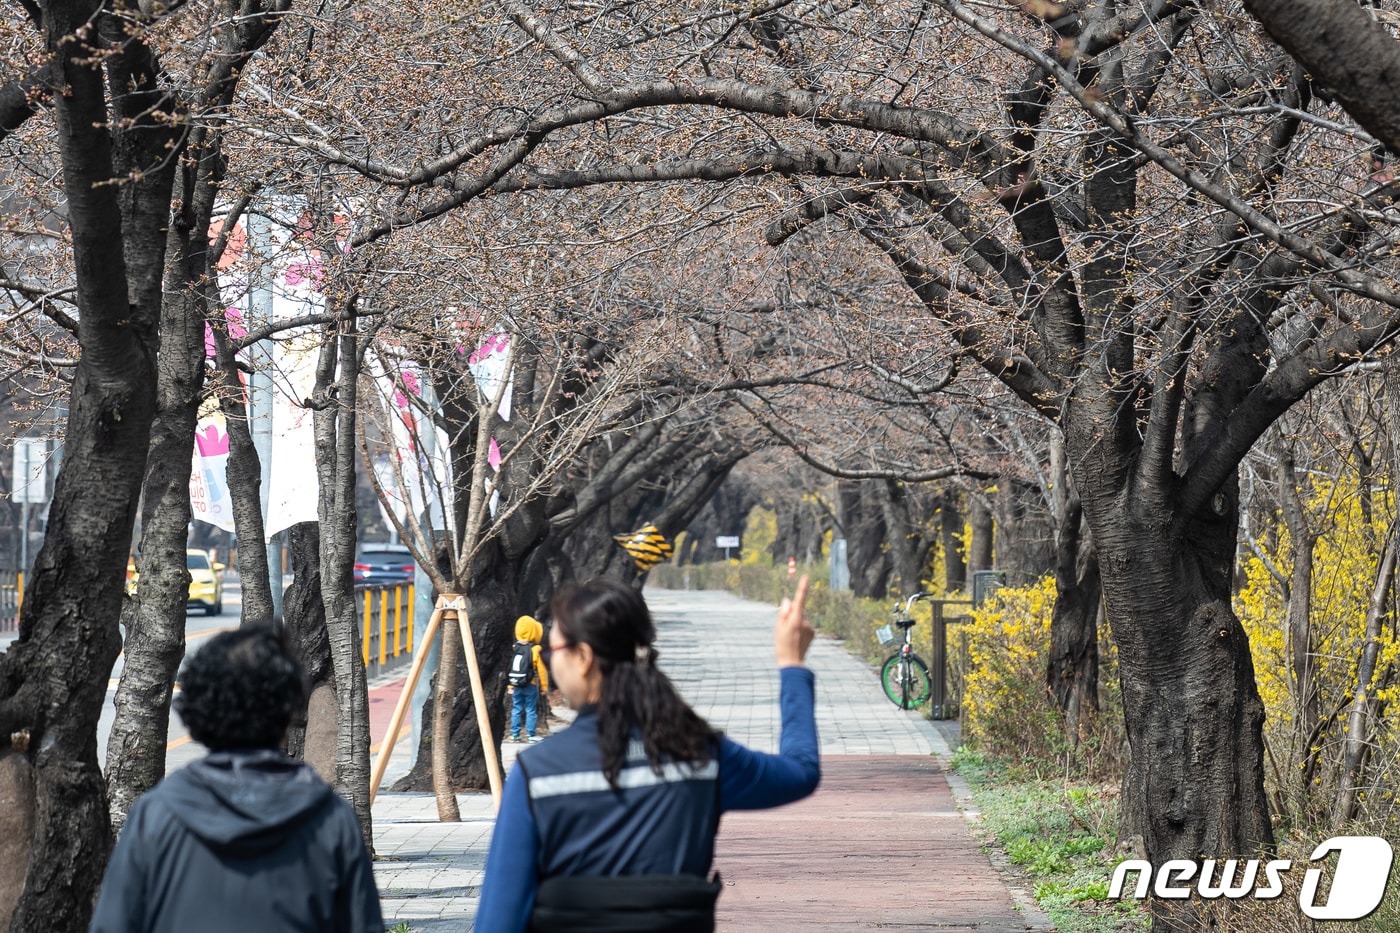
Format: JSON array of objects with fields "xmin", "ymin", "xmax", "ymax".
[
  {"xmin": 467, "ymin": 333, "xmax": 512, "ymax": 421},
  {"xmin": 262, "ymin": 258, "xmax": 324, "ymax": 539},
  {"xmin": 370, "ymin": 356, "xmax": 455, "ymax": 533},
  {"xmin": 190, "ymin": 405, "xmax": 236, "ymax": 532}
]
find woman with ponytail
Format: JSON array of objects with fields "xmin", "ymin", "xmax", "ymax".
[{"xmin": 476, "ymin": 576, "xmax": 820, "ymax": 933}]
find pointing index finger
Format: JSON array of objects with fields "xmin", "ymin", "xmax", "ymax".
[{"xmin": 792, "ymin": 575, "xmax": 810, "ymax": 613}]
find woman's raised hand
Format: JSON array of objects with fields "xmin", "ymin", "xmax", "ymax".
[{"xmin": 775, "ymin": 575, "xmax": 815, "ymax": 668}]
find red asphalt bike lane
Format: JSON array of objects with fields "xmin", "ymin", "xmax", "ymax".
[
  {"xmin": 368, "ymin": 681, "xmax": 1041, "ymax": 931},
  {"xmin": 368, "ymin": 678, "xmax": 409, "ymax": 753},
  {"xmin": 715, "ymin": 755, "xmax": 1039, "ymax": 932}
]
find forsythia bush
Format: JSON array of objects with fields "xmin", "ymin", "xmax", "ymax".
[
  {"xmin": 1235, "ymin": 477, "xmax": 1400, "ymax": 828},
  {"xmin": 741, "ymin": 507, "xmax": 777, "ymax": 565},
  {"xmin": 960, "ymin": 576, "xmax": 1127, "ymax": 774},
  {"xmin": 962, "ymin": 577, "xmax": 1059, "ymax": 755}
]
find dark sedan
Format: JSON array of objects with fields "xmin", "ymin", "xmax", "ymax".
[{"xmin": 354, "ymin": 543, "xmax": 416, "ymax": 587}]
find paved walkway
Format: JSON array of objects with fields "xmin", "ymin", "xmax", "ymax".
[{"xmin": 370, "ymin": 587, "xmax": 1052, "ymax": 932}]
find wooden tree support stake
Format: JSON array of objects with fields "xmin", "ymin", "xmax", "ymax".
[
  {"xmin": 368, "ymin": 601, "xmax": 444, "ymax": 803},
  {"xmin": 366, "ymin": 594, "xmax": 504, "ymax": 813},
  {"xmin": 455, "ymin": 597, "xmax": 504, "ymax": 808}
]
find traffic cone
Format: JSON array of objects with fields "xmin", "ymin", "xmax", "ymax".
[{"xmin": 787, "ymin": 556, "xmax": 797, "ymax": 577}]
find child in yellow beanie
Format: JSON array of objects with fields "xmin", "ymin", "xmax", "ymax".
[{"xmin": 507, "ymin": 615, "xmax": 549, "ymax": 743}]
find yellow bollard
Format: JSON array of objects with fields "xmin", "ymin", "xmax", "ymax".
[
  {"xmin": 393, "ymin": 586, "xmax": 403, "ymax": 656},
  {"xmin": 362, "ymin": 590, "xmax": 371, "ymax": 666},
  {"xmin": 407, "ymin": 584, "xmax": 415, "ymax": 654},
  {"xmin": 379, "ymin": 589, "xmax": 388, "ymax": 666}
]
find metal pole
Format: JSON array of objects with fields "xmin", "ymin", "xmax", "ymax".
[
  {"xmin": 930, "ymin": 602, "xmax": 948, "ymax": 719},
  {"xmin": 247, "ymin": 210, "xmax": 283, "ymax": 622}
]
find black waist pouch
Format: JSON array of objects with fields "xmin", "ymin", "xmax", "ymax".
[{"xmin": 529, "ymin": 872, "xmax": 722, "ymax": 933}]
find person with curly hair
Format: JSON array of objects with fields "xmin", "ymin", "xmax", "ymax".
[
  {"xmin": 90, "ymin": 626, "xmax": 383, "ymax": 933},
  {"xmin": 476, "ymin": 576, "xmax": 820, "ymax": 933}
]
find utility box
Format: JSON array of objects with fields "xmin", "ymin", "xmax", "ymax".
[{"xmin": 971, "ymin": 570, "xmax": 1006, "ymax": 608}]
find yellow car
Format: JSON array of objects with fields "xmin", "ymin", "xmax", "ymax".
[
  {"xmin": 126, "ymin": 549, "xmax": 226, "ymax": 616},
  {"xmin": 186, "ymin": 549, "xmax": 225, "ymax": 616}
]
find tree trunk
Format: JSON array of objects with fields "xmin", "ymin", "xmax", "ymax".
[
  {"xmin": 312, "ymin": 324, "xmax": 372, "ymax": 850},
  {"xmin": 994, "ymin": 481, "xmax": 1054, "ymax": 583},
  {"xmin": 1089, "ymin": 493, "xmax": 1272, "ymax": 932},
  {"xmin": 0, "ymin": 4, "xmax": 175, "ymax": 926},
  {"xmin": 210, "ymin": 344, "xmax": 275, "ymax": 627},
  {"xmin": 1046, "ymin": 496, "xmax": 1101, "ymax": 741},
  {"xmin": 939, "ymin": 494, "xmax": 966, "ymax": 592},
  {"xmin": 1330, "ymin": 529, "xmax": 1397, "ymax": 831},
  {"xmin": 283, "ymin": 522, "xmax": 333, "ymax": 771},
  {"xmin": 839, "ymin": 481, "xmax": 891, "ymax": 599},
  {"xmin": 105, "ymin": 142, "xmax": 231, "ymax": 830},
  {"xmin": 877, "ymin": 479, "xmax": 932, "ymax": 596},
  {"xmin": 1275, "ymin": 447, "xmax": 1319, "ymax": 748},
  {"xmin": 967, "ymin": 497, "xmax": 994, "ymax": 574},
  {"xmin": 431, "ymin": 617, "xmax": 464, "ymax": 818},
  {"xmin": 1243, "ymin": 0, "xmax": 1400, "ymax": 156},
  {"xmin": 399, "ymin": 547, "xmax": 519, "ymax": 794}
]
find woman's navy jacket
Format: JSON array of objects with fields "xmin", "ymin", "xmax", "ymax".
[{"xmin": 476, "ymin": 666, "xmax": 820, "ymax": 933}]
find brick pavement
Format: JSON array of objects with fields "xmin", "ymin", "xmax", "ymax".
[{"xmin": 368, "ymin": 586, "xmax": 1051, "ymax": 932}]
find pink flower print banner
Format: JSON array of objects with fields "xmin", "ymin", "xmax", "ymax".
[
  {"xmin": 190, "ymin": 407, "xmax": 236, "ymax": 532},
  {"xmin": 468, "ymin": 333, "xmax": 512, "ymax": 421}
]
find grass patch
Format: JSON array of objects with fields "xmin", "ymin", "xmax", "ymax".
[{"xmin": 951, "ymin": 747, "xmax": 1147, "ymax": 933}]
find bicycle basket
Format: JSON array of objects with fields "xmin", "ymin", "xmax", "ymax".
[{"xmin": 876, "ymin": 624, "xmax": 898, "ymax": 647}]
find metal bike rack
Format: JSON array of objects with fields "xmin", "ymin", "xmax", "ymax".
[{"xmin": 929, "ymin": 599, "xmax": 972, "ymax": 720}]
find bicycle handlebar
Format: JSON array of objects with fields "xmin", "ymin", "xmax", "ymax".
[{"xmin": 895, "ymin": 592, "xmax": 937, "ymax": 615}]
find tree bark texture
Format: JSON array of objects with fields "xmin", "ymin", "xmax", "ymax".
[
  {"xmin": 399, "ymin": 554, "xmax": 517, "ymax": 794},
  {"xmin": 430, "ymin": 614, "xmax": 464, "ymax": 817},
  {"xmin": 1244, "ymin": 0, "xmax": 1400, "ymax": 157},
  {"xmin": 769, "ymin": 492, "xmax": 828, "ymax": 569},
  {"xmin": 993, "ymin": 482, "xmax": 1054, "ymax": 585},
  {"xmin": 939, "ymin": 495, "xmax": 966, "ymax": 593},
  {"xmin": 1046, "ymin": 496, "xmax": 1101, "ymax": 740},
  {"xmin": 106, "ymin": 144, "xmax": 228, "ymax": 830},
  {"xmin": 0, "ymin": 2, "xmax": 175, "ymax": 927},
  {"xmin": 313, "ymin": 325, "xmax": 373, "ymax": 850},
  {"xmin": 967, "ymin": 498, "xmax": 994, "ymax": 575},
  {"xmin": 1275, "ymin": 448, "xmax": 1319, "ymax": 749},
  {"xmin": 211, "ymin": 347, "xmax": 275, "ymax": 627},
  {"xmin": 876, "ymin": 480, "xmax": 930, "ymax": 596},
  {"xmin": 838, "ymin": 481, "xmax": 891, "ymax": 599},
  {"xmin": 1329, "ymin": 529, "xmax": 1396, "ymax": 831},
  {"xmin": 283, "ymin": 522, "xmax": 333, "ymax": 763},
  {"xmin": 1087, "ymin": 491, "xmax": 1272, "ymax": 932},
  {"xmin": 105, "ymin": 8, "xmax": 280, "ymax": 819}
]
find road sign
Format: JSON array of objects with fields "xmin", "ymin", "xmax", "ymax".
[
  {"xmin": 715, "ymin": 536, "xmax": 740, "ymax": 548},
  {"xmin": 12, "ymin": 439, "xmax": 47, "ymax": 504}
]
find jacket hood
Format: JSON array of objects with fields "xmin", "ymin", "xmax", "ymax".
[
  {"xmin": 156, "ymin": 749, "xmax": 334, "ymax": 855},
  {"xmin": 515, "ymin": 615, "xmax": 542, "ymax": 643}
]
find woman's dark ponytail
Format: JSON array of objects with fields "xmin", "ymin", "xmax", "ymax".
[{"xmin": 551, "ymin": 581, "xmax": 720, "ymax": 788}]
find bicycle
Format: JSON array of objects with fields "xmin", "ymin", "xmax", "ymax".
[{"xmin": 876, "ymin": 592, "xmax": 935, "ymax": 709}]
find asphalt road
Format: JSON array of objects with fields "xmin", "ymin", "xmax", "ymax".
[{"xmin": 98, "ymin": 579, "xmax": 243, "ymax": 769}]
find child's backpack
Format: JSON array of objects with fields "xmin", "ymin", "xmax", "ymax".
[{"xmin": 508, "ymin": 641, "xmax": 536, "ymax": 687}]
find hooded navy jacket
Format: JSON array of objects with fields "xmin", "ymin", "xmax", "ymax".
[{"xmin": 90, "ymin": 749, "xmax": 382, "ymax": 933}]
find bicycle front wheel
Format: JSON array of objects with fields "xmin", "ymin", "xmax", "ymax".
[{"xmin": 880, "ymin": 653, "xmax": 932, "ymax": 709}]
